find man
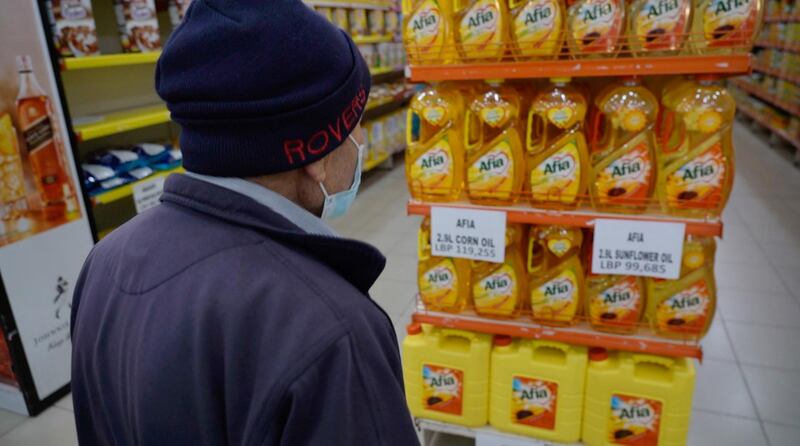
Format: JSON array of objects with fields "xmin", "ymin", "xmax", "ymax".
[{"xmin": 70, "ymin": 1, "xmax": 419, "ymax": 444}]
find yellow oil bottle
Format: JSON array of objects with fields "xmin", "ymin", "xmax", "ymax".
[
  {"xmin": 453, "ymin": 0, "xmax": 508, "ymax": 62},
  {"xmin": 589, "ymin": 77, "xmax": 658, "ymax": 213},
  {"xmin": 403, "ymin": 0, "xmax": 451, "ymax": 63},
  {"xmin": 583, "ymin": 349, "xmax": 696, "ymax": 446},
  {"xmin": 403, "ymin": 323, "xmax": 493, "ymax": 426},
  {"xmin": 490, "ymin": 336, "xmax": 588, "ymax": 442},
  {"xmin": 656, "ymin": 76, "xmax": 695, "ymax": 161},
  {"xmin": 587, "ymin": 275, "xmax": 646, "ymax": 334},
  {"xmin": 406, "ymin": 84, "xmax": 466, "ymax": 202},
  {"xmin": 526, "ymin": 77, "xmax": 590, "ymax": 208},
  {"xmin": 527, "ymin": 225, "xmax": 585, "ymax": 325},
  {"xmin": 472, "ymin": 224, "xmax": 527, "ymax": 318},
  {"xmin": 418, "ymin": 217, "xmax": 472, "ymax": 312},
  {"xmin": 691, "ymin": 0, "xmax": 764, "ymax": 54},
  {"xmin": 627, "ymin": 0, "xmax": 692, "ymax": 55},
  {"xmin": 658, "ymin": 75, "xmax": 735, "ymax": 217},
  {"xmin": 465, "ymin": 80, "xmax": 525, "ymax": 206},
  {"xmin": 646, "ymin": 236, "xmax": 717, "ymax": 339},
  {"xmin": 509, "ymin": 0, "xmax": 566, "ymax": 60},
  {"xmin": 566, "ymin": 0, "xmax": 626, "ymax": 58}
]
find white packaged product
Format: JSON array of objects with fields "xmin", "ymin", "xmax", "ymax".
[
  {"xmin": 114, "ymin": 0, "xmax": 161, "ymax": 53},
  {"xmin": 46, "ymin": 0, "xmax": 100, "ymax": 57}
]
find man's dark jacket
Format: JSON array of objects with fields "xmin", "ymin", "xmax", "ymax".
[{"xmin": 71, "ymin": 174, "xmax": 419, "ymax": 445}]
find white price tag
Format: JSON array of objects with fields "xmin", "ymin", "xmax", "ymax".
[
  {"xmin": 132, "ymin": 176, "xmax": 166, "ymax": 214},
  {"xmin": 592, "ymin": 219, "xmax": 686, "ymax": 279},
  {"xmin": 430, "ymin": 207, "xmax": 506, "ymax": 263},
  {"xmin": 476, "ymin": 430, "xmax": 549, "ymax": 446}
]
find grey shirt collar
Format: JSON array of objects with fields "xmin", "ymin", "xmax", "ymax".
[{"xmin": 183, "ymin": 172, "xmax": 338, "ymax": 237}]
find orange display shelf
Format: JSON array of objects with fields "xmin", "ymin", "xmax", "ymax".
[
  {"xmin": 764, "ymin": 14, "xmax": 800, "ymax": 22},
  {"xmin": 738, "ymin": 103, "xmax": 800, "ymax": 151},
  {"xmin": 407, "ymin": 200, "xmax": 723, "ymax": 237},
  {"xmin": 406, "ymin": 54, "xmax": 751, "ymax": 81},
  {"xmin": 754, "ymin": 40, "xmax": 800, "ymax": 52},
  {"xmin": 411, "ymin": 306, "xmax": 703, "ymax": 360},
  {"xmin": 730, "ymin": 79, "xmax": 800, "ymax": 117},
  {"xmin": 752, "ymin": 64, "xmax": 800, "ymax": 84}
]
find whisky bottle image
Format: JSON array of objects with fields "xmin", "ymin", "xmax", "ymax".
[
  {"xmin": 15, "ymin": 55, "xmax": 70, "ymax": 220},
  {"xmin": 0, "ymin": 113, "xmax": 29, "ymax": 232}
]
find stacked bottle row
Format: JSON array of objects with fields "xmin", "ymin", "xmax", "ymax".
[
  {"xmin": 406, "ymin": 77, "xmax": 736, "ymax": 217},
  {"xmin": 403, "ymin": 325, "xmax": 696, "ymax": 444},
  {"xmin": 403, "ymin": 0, "xmax": 763, "ymax": 63},
  {"xmin": 418, "ymin": 217, "xmax": 717, "ymax": 339}
]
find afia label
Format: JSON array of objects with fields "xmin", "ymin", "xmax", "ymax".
[
  {"xmin": 529, "ymin": 139, "xmax": 581, "ymax": 204},
  {"xmin": 512, "ymin": 376, "xmax": 558, "ymax": 430},
  {"xmin": 608, "ymin": 394, "xmax": 662, "ymax": 445},
  {"xmin": 423, "ymin": 364, "xmax": 464, "ymax": 415},
  {"xmin": 407, "ymin": 0, "xmax": 445, "ymax": 50},
  {"xmin": 570, "ymin": 0, "xmax": 623, "ymax": 52},
  {"xmin": 513, "ymin": 0, "xmax": 560, "ymax": 49},
  {"xmin": 703, "ymin": 0, "xmax": 758, "ymax": 44},
  {"xmin": 473, "ymin": 264, "xmax": 518, "ymax": 316},
  {"xmin": 589, "ymin": 277, "xmax": 644, "ymax": 326},
  {"xmin": 665, "ymin": 142, "xmax": 725, "ymax": 208},
  {"xmin": 459, "ymin": 0, "xmax": 503, "ymax": 49},
  {"xmin": 531, "ymin": 268, "xmax": 579, "ymax": 322},
  {"xmin": 468, "ymin": 139, "xmax": 515, "ymax": 198},
  {"xmin": 411, "ymin": 137, "xmax": 454, "ymax": 192},
  {"xmin": 633, "ymin": 0, "xmax": 690, "ymax": 49},
  {"xmin": 419, "ymin": 259, "xmax": 459, "ymax": 308},
  {"xmin": 595, "ymin": 142, "xmax": 653, "ymax": 204},
  {"xmin": 656, "ymin": 278, "xmax": 712, "ymax": 334}
]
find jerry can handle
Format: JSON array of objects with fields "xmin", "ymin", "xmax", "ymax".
[
  {"xmin": 589, "ymin": 109, "xmax": 605, "ymax": 152},
  {"xmin": 631, "ymin": 354, "xmax": 676, "ymax": 382},
  {"xmin": 439, "ymin": 329, "xmax": 474, "ymax": 349},
  {"xmin": 527, "ymin": 237, "xmax": 545, "ymax": 273},
  {"xmin": 406, "ymin": 109, "xmax": 418, "ymax": 145},
  {"xmin": 464, "ymin": 110, "xmax": 480, "ymax": 152},
  {"xmin": 418, "ymin": 227, "xmax": 431, "ymax": 260},
  {"xmin": 526, "ymin": 108, "xmax": 538, "ymax": 153}
]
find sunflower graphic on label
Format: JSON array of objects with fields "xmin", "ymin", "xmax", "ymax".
[
  {"xmin": 589, "ymin": 277, "xmax": 644, "ymax": 326},
  {"xmin": 531, "ymin": 269, "xmax": 579, "ymax": 323},
  {"xmin": 665, "ymin": 142, "xmax": 725, "ymax": 208},
  {"xmin": 609, "ymin": 394, "xmax": 662, "ymax": 445},
  {"xmin": 459, "ymin": 0, "xmax": 503, "ymax": 54},
  {"xmin": 656, "ymin": 279, "xmax": 711, "ymax": 335},
  {"xmin": 474, "ymin": 264, "xmax": 518, "ymax": 316},
  {"xmin": 423, "ymin": 364, "xmax": 464, "ymax": 415},
  {"xmin": 512, "ymin": 376, "xmax": 558, "ymax": 430},
  {"xmin": 468, "ymin": 139, "xmax": 514, "ymax": 199},
  {"xmin": 410, "ymin": 138, "xmax": 454, "ymax": 195},
  {"xmin": 702, "ymin": 0, "xmax": 758, "ymax": 47},
  {"xmin": 407, "ymin": 1, "xmax": 445, "ymax": 53},
  {"xmin": 595, "ymin": 142, "xmax": 653, "ymax": 204},
  {"xmin": 530, "ymin": 140, "xmax": 581, "ymax": 204},
  {"xmin": 633, "ymin": 0, "xmax": 690, "ymax": 50},
  {"xmin": 420, "ymin": 260, "xmax": 459, "ymax": 308}
]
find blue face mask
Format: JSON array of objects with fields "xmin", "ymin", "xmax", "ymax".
[{"xmin": 319, "ymin": 134, "xmax": 365, "ymax": 220}]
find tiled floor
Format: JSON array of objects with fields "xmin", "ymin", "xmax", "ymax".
[{"xmin": 0, "ymin": 123, "xmax": 797, "ymax": 445}]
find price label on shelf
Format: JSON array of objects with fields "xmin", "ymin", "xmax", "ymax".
[
  {"xmin": 591, "ymin": 219, "xmax": 686, "ymax": 280},
  {"xmin": 431, "ymin": 207, "xmax": 506, "ymax": 263},
  {"xmin": 132, "ymin": 176, "xmax": 166, "ymax": 214}
]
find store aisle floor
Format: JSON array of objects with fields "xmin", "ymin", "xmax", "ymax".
[{"xmin": 0, "ymin": 123, "xmax": 797, "ymax": 445}]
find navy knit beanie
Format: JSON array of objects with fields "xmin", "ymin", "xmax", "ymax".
[{"xmin": 155, "ymin": 0, "xmax": 372, "ymax": 177}]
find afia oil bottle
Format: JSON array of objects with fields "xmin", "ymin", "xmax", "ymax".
[
  {"xmin": 509, "ymin": 0, "xmax": 566, "ymax": 60},
  {"xmin": 490, "ymin": 336, "xmax": 587, "ymax": 442},
  {"xmin": 465, "ymin": 80, "xmax": 525, "ymax": 206},
  {"xmin": 527, "ymin": 225, "xmax": 585, "ymax": 325},
  {"xmin": 403, "ymin": 323, "xmax": 492, "ymax": 427},
  {"xmin": 691, "ymin": 0, "xmax": 764, "ymax": 54},
  {"xmin": 418, "ymin": 217, "xmax": 471, "ymax": 312},
  {"xmin": 526, "ymin": 77, "xmax": 589, "ymax": 209},
  {"xmin": 646, "ymin": 236, "xmax": 717, "ymax": 339},
  {"xmin": 406, "ymin": 84, "xmax": 466, "ymax": 202},
  {"xmin": 656, "ymin": 76, "xmax": 695, "ymax": 160},
  {"xmin": 658, "ymin": 75, "xmax": 735, "ymax": 217},
  {"xmin": 453, "ymin": 0, "xmax": 508, "ymax": 62},
  {"xmin": 566, "ymin": 0, "xmax": 626, "ymax": 58},
  {"xmin": 586, "ymin": 275, "xmax": 647, "ymax": 334},
  {"xmin": 583, "ymin": 349, "xmax": 696, "ymax": 446},
  {"xmin": 589, "ymin": 76, "xmax": 658, "ymax": 213},
  {"xmin": 403, "ymin": 0, "xmax": 451, "ymax": 63},
  {"xmin": 471, "ymin": 224, "xmax": 527, "ymax": 318},
  {"xmin": 627, "ymin": 0, "xmax": 692, "ymax": 55}
]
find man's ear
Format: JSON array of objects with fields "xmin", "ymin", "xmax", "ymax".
[{"xmin": 303, "ymin": 157, "xmax": 326, "ymax": 183}]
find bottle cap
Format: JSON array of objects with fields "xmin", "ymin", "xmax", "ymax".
[
  {"xmin": 550, "ymin": 77, "xmax": 571, "ymax": 83},
  {"xmin": 493, "ymin": 335, "xmax": 513, "ymax": 346},
  {"xmin": 695, "ymin": 74, "xmax": 719, "ymax": 82},
  {"xmin": 589, "ymin": 347, "xmax": 609, "ymax": 361},
  {"xmin": 485, "ymin": 78, "xmax": 505, "ymax": 85},
  {"xmin": 406, "ymin": 323, "xmax": 422, "ymax": 335}
]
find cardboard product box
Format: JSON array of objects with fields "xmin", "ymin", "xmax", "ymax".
[
  {"xmin": 114, "ymin": 0, "xmax": 162, "ymax": 53},
  {"xmin": 168, "ymin": 0, "xmax": 193, "ymax": 27},
  {"xmin": 45, "ymin": 0, "xmax": 100, "ymax": 57}
]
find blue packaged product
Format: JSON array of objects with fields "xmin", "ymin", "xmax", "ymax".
[
  {"xmin": 86, "ymin": 148, "xmax": 144, "ymax": 174},
  {"xmin": 151, "ymin": 148, "xmax": 183, "ymax": 171},
  {"xmin": 133, "ymin": 143, "xmax": 172, "ymax": 165}
]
